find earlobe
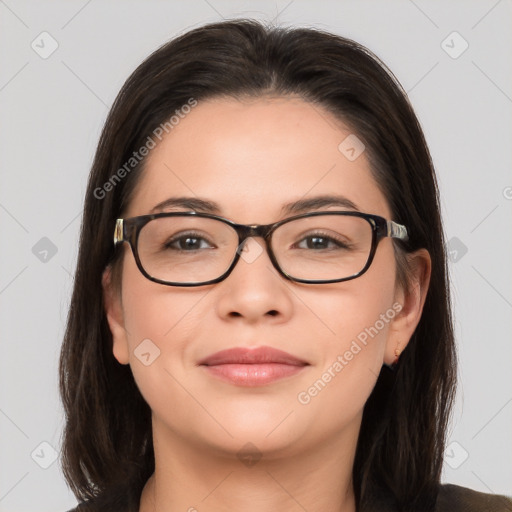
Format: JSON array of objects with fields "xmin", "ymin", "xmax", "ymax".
[
  {"xmin": 384, "ymin": 248, "xmax": 432, "ymax": 366},
  {"xmin": 102, "ymin": 266, "xmax": 130, "ymax": 365}
]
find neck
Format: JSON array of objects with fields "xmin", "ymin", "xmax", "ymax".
[{"xmin": 139, "ymin": 414, "xmax": 360, "ymax": 512}]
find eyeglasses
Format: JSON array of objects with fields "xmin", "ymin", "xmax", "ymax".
[{"xmin": 113, "ymin": 211, "xmax": 408, "ymax": 287}]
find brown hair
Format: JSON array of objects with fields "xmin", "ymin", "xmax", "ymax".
[{"xmin": 59, "ymin": 19, "xmax": 456, "ymax": 511}]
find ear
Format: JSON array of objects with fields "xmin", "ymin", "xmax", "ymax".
[
  {"xmin": 102, "ymin": 265, "xmax": 130, "ymax": 365},
  {"xmin": 384, "ymin": 248, "xmax": 431, "ymax": 366}
]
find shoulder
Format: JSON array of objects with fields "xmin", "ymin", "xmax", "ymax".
[
  {"xmin": 436, "ymin": 483, "xmax": 512, "ymax": 512},
  {"xmin": 362, "ymin": 481, "xmax": 511, "ymax": 512}
]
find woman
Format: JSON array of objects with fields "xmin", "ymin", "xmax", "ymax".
[{"xmin": 60, "ymin": 19, "xmax": 512, "ymax": 512}]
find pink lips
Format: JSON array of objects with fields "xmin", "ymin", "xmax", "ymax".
[{"xmin": 198, "ymin": 346, "xmax": 309, "ymax": 386}]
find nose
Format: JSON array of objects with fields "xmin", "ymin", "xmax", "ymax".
[{"xmin": 215, "ymin": 237, "xmax": 294, "ymax": 323}]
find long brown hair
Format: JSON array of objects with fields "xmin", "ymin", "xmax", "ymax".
[{"xmin": 59, "ymin": 19, "xmax": 456, "ymax": 511}]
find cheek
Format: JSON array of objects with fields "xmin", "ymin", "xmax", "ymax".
[
  {"xmin": 118, "ymin": 256, "xmax": 208, "ymax": 398},
  {"xmin": 296, "ymin": 243, "xmax": 398, "ymax": 408},
  {"xmin": 120, "ymin": 251, "xmax": 208, "ymax": 341},
  {"xmin": 304, "ymin": 289, "xmax": 393, "ymax": 376},
  {"xmin": 286, "ymin": 296, "xmax": 398, "ymax": 447},
  {"xmin": 309, "ymin": 242, "xmax": 397, "ymax": 348}
]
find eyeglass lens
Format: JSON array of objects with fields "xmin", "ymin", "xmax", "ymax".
[{"xmin": 136, "ymin": 214, "xmax": 373, "ymax": 284}]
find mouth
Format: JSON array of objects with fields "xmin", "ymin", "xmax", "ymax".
[{"xmin": 198, "ymin": 346, "xmax": 310, "ymax": 387}]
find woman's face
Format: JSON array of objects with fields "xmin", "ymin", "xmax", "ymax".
[{"xmin": 105, "ymin": 96, "xmax": 426, "ymax": 460}]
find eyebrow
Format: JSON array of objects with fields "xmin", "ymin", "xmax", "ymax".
[{"xmin": 149, "ymin": 194, "xmax": 360, "ymax": 217}]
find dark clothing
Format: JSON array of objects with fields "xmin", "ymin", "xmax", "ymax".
[
  {"xmin": 66, "ymin": 483, "xmax": 512, "ymax": 512},
  {"xmin": 436, "ymin": 484, "xmax": 512, "ymax": 511}
]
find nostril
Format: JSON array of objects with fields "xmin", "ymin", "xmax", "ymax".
[{"xmin": 267, "ymin": 310, "xmax": 279, "ymax": 316}]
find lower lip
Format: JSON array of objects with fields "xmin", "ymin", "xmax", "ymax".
[{"xmin": 201, "ymin": 363, "xmax": 307, "ymax": 386}]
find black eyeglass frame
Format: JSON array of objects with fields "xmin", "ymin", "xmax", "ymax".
[{"xmin": 113, "ymin": 210, "xmax": 409, "ymax": 287}]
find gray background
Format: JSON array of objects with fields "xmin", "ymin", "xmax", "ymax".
[{"xmin": 1, "ymin": 1, "xmax": 511, "ymax": 510}]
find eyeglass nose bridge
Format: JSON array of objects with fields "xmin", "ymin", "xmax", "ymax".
[
  {"xmin": 235, "ymin": 222, "xmax": 275, "ymax": 243},
  {"xmin": 232, "ymin": 223, "xmax": 275, "ymax": 260},
  {"xmin": 229, "ymin": 222, "xmax": 283, "ymax": 275}
]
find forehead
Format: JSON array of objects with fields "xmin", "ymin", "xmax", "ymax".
[{"xmin": 125, "ymin": 96, "xmax": 391, "ymax": 222}]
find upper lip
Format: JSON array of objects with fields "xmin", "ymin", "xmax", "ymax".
[{"xmin": 198, "ymin": 346, "xmax": 309, "ymax": 366}]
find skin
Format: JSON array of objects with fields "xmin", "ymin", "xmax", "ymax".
[{"xmin": 103, "ymin": 96, "xmax": 431, "ymax": 512}]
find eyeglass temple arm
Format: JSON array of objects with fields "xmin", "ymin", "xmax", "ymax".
[
  {"xmin": 114, "ymin": 219, "xmax": 124, "ymax": 245},
  {"xmin": 386, "ymin": 220, "xmax": 408, "ymax": 241}
]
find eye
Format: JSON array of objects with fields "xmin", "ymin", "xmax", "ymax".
[
  {"xmin": 295, "ymin": 232, "xmax": 351, "ymax": 250},
  {"xmin": 164, "ymin": 231, "xmax": 215, "ymax": 251}
]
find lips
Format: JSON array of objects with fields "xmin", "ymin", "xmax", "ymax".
[
  {"xmin": 198, "ymin": 346, "xmax": 309, "ymax": 386},
  {"xmin": 198, "ymin": 346, "xmax": 308, "ymax": 366}
]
